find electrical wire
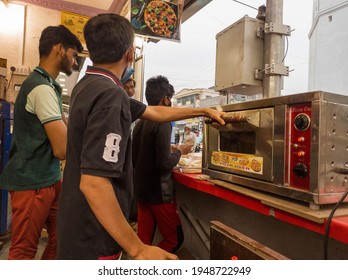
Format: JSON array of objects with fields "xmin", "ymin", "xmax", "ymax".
[
  {"xmin": 5, "ymin": 66, "xmax": 16, "ymax": 91},
  {"xmin": 5, "ymin": 73, "xmax": 13, "ymax": 91},
  {"xmin": 323, "ymin": 187, "xmax": 348, "ymax": 259},
  {"xmin": 282, "ymin": 36, "xmax": 289, "ymax": 62},
  {"xmin": 232, "ymin": 0, "xmax": 258, "ymax": 11}
]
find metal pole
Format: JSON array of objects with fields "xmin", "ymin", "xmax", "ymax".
[{"xmin": 263, "ymin": 0, "xmax": 285, "ymax": 98}]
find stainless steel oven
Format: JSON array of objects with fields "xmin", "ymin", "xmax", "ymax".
[{"xmin": 202, "ymin": 91, "xmax": 348, "ymax": 207}]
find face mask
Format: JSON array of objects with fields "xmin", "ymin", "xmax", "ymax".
[{"xmin": 121, "ymin": 66, "xmax": 135, "ymax": 84}]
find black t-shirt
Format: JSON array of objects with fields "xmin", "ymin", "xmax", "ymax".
[
  {"xmin": 57, "ymin": 66, "xmax": 146, "ymax": 260},
  {"xmin": 132, "ymin": 120, "xmax": 181, "ymax": 203}
]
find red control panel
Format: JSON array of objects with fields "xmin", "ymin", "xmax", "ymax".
[{"xmin": 287, "ymin": 103, "xmax": 311, "ymax": 190}]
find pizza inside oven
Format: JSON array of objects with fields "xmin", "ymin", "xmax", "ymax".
[{"xmin": 144, "ymin": 0, "xmax": 178, "ymax": 38}]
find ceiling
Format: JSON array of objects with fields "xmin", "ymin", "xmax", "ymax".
[
  {"xmin": 11, "ymin": 0, "xmax": 212, "ymax": 20},
  {"xmin": 12, "ymin": 0, "xmax": 129, "ymax": 17}
]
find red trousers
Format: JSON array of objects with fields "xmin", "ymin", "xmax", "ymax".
[
  {"xmin": 137, "ymin": 201, "xmax": 184, "ymax": 253},
  {"xmin": 8, "ymin": 181, "xmax": 61, "ymax": 260}
]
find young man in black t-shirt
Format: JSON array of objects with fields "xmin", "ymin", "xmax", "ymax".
[
  {"xmin": 133, "ymin": 76, "xmax": 192, "ymax": 253},
  {"xmin": 57, "ymin": 13, "xmax": 225, "ymax": 260}
]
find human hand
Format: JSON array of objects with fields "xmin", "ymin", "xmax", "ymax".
[
  {"xmin": 178, "ymin": 143, "xmax": 193, "ymax": 155},
  {"xmin": 171, "ymin": 144, "xmax": 178, "ymax": 153},
  {"xmin": 131, "ymin": 244, "xmax": 179, "ymax": 260},
  {"xmin": 205, "ymin": 108, "xmax": 226, "ymax": 126}
]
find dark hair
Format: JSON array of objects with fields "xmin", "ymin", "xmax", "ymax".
[
  {"xmin": 39, "ymin": 25, "xmax": 83, "ymax": 58},
  {"xmin": 145, "ymin": 75, "xmax": 174, "ymax": 105},
  {"xmin": 125, "ymin": 78, "xmax": 136, "ymax": 87},
  {"xmin": 84, "ymin": 13, "xmax": 134, "ymax": 64}
]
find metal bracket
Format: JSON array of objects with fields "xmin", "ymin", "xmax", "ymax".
[
  {"xmin": 264, "ymin": 22, "xmax": 291, "ymax": 36},
  {"xmin": 254, "ymin": 68, "xmax": 264, "ymax": 80},
  {"xmin": 265, "ymin": 64, "xmax": 289, "ymax": 76},
  {"xmin": 256, "ymin": 27, "xmax": 264, "ymax": 39}
]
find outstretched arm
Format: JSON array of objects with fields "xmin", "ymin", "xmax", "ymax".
[{"xmin": 141, "ymin": 106, "xmax": 226, "ymax": 125}]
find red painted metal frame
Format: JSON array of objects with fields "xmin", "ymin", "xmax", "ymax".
[{"xmin": 172, "ymin": 170, "xmax": 348, "ymax": 245}]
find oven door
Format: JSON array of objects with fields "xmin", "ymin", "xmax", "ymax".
[{"xmin": 204, "ymin": 108, "xmax": 274, "ymax": 182}]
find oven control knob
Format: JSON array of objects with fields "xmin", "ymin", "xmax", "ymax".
[
  {"xmin": 293, "ymin": 163, "xmax": 308, "ymax": 178},
  {"xmin": 294, "ymin": 114, "xmax": 310, "ymax": 131},
  {"xmin": 297, "ymin": 151, "xmax": 305, "ymax": 157}
]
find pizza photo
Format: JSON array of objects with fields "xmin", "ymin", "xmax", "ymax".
[
  {"xmin": 144, "ymin": 0, "xmax": 177, "ymax": 38},
  {"xmin": 131, "ymin": 0, "xmax": 180, "ymax": 40},
  {"xmin": 212, "ymin": 152, "xmax": 220, "ymax": 164},
  {"xmin": 251, "ymin": 159, "xmax": 262, "ymax": 172},
  {"xmin": 239, "ymin": 158, "xmax": 250, "ymax": 165}
]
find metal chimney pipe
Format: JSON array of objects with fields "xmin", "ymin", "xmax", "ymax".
[{"xmin": 263, "ymin": 0, "xmax": 285, "ymax": 98}]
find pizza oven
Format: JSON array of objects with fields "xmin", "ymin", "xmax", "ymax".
[{"xmin": 203, "ymin": 91, "xmax": 348, "ymax": 207}]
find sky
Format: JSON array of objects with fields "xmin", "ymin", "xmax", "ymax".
[{"xmin": 142, "ymin": 0, "xmax": 314, "ymax": 96}]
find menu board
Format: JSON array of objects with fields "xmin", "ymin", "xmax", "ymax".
[
  {"xmin": 131, "ymin": 0, "xmax": 182, "ymax": 42},
  {"xmin": 61, "ymin": 11, "xmax": 90, "ymax": 45}
]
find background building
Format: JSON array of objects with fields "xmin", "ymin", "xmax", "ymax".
[
  {"xmin": 308, "ymin": 0, "xmax": 348, "ymax": 95},
  {"xmin": 171, "ymin": 87, "xmax": 258, "ymax": 144},
  {"xmin": 171, "ymin": 88, "xmax": 221, "ymax": 143}
]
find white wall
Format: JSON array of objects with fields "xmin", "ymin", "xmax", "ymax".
[
  {"xmin": 308, "ymin": 0, "xmax": 348, "ymax": 95},
  {"xmin": 0, "ymin": 3, "xmax": 25, "ymax": 71},
  {"xmin": 0, "ymin": 3, "xmax": 61, "ymax": 102},
  {"xmin": 0, "ymin": 3, "xmax": 60, "ymax": 78}
]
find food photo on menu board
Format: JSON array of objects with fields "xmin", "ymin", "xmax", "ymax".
[{"xmin": 131, "ymin": 0, "xmax": 181, "ymax": 42}]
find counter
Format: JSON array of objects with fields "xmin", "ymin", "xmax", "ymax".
[{"xmin": 173, "ymin": 170, "xmax": 348, "ymax": 259}]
